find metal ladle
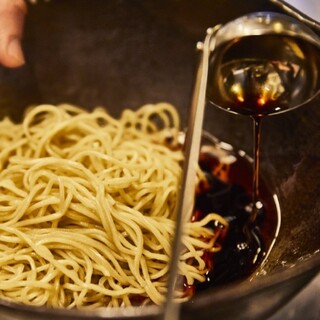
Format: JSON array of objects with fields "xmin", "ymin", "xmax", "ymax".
[
  {"xmin": 163, "ymin": 11, "xmax": 320, "ymax": 320},
  {"xmin": 206, "ymin": 11, "xmax": 320, "ymax": 219}
]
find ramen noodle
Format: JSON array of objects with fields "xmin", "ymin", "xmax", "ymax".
[{"xmin": 0, "ymin": 103, "xmax": 227, "ymax": 309}]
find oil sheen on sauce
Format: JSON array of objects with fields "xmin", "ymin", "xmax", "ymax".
[{"xmin": 190, "ymin": 137, "xmax": 280, "ymax": 294}]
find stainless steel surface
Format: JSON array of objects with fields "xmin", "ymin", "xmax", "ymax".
[
  {"xmin": 212, "ymin": 11, "xmax": 320, "ymax": 48},
  {"xmin": 270, "ymin": 0, "xmax": 320, "ymax": 31},
  {"xmin": 268, "ymin": 273, "xmax": 320, "ymax": 320}
]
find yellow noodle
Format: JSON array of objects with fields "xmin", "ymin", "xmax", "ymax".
[{"xmin": 0, "ymin": 103, "xmax": 228, "ymax": 308}]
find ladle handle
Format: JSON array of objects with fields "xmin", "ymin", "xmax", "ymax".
[
  {"xmin": 162, "ymin": 25, "xmax": 221, "ymax": 320},
  {"xmin": 270, "ymin": 0, "xmax": 320, "ymax": 31}
]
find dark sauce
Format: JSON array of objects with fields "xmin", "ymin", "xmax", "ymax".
[{"xmin": 191, "ymin": 138, "xmax": 279, "ymax": 291}]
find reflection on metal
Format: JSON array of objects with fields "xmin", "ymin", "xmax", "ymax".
[
  {"xmin": 162, "ymin": 25, "xmax": 221, "ymax": 320},
  {"xmin": 259, "ymin": 194, "xmax": 282, "ymax": 268},
  {"xmin": 270, "ymin": 0, "xmax": 320, "ymax": 31}
]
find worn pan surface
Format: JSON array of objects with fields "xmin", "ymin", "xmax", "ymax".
[{"xmin": 0, "ymin": 1, "xmax": 319, "ymax": 319}]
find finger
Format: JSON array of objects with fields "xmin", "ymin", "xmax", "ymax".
[{"xmin": 0, "ymin": 0, "xmax": 27, "ymax": 68}]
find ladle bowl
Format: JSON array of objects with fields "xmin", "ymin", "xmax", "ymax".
[{"xmin": 206, "ymin": 11, "xmax": 320, "ymax": 116}]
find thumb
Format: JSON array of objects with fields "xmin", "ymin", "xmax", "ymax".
[{"xmin": 0, "ymin": 0, "xmax": 27, "ymax": 68}]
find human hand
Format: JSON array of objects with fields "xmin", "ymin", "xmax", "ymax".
[{"xmin": 0, "ymin": 0, "xmax": 26, "ymax": 68}]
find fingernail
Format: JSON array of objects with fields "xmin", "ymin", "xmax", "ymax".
[{"xmin": 7, "ymin": 37, "xmax": 25, "ymax": 65}]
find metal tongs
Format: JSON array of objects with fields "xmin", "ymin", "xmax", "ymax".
[{"xmin": 162, "ymin": 25, "xmax": 221, "ymax": 320}]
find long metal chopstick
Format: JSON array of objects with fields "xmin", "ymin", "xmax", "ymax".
[{"xmin": 162, "ymin": 25, "xmax": 221, "ymax": 320}]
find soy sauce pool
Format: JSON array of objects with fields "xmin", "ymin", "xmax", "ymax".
[{"xmin": 193, "ymin": 135, "xmax": 280, "ymax": 291}]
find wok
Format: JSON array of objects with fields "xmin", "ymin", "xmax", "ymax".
[{"xmin": 0, "ymin": 0, "xmax": 319, "ymax": 319}]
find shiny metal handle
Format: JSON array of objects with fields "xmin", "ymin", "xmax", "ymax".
[
  {"xmin": 270, "ymin": 0, "xmax": 320, "ymax": 31},
  {"xmin": 162, "ymin": 24, "xmax": 221, "ymax": 320}
]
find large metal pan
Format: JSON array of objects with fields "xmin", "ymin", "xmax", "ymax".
[{"xmin": 0, "ymin": 1, "xmax": 319, "ymax": 319}]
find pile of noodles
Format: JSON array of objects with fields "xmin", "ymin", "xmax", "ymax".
[{"xmin": 0, "ymin": 103, "xmax": 227, "ymax": 309}]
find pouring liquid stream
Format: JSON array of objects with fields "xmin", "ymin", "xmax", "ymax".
[{"xmin": 207, "ymin": 33, "xmax": 320, "ymax": 261}]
